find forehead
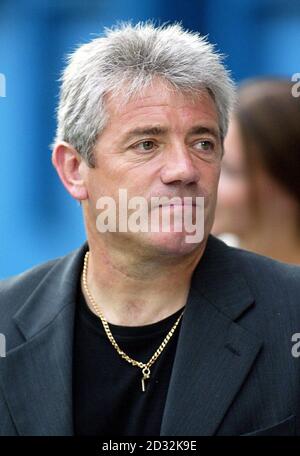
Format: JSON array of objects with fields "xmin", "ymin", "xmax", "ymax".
[{"xmin": 104, "ymin": 80, "xmax": 219, "ymax": 131}]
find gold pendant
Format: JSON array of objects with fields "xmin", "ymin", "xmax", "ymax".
[{"xmin": 141, "ymin": 366, "xmax": 150, "ymax": 392}]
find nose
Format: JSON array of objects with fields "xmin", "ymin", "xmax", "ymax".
[{"xmin": 160, "ymin": 142, "xmax": 200, "ymax": 186}]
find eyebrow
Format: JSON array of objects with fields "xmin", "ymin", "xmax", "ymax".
[
  {"xmin": 122, "ymin": 126, "xmax": 168, "ymax": 143},
  {"xmin": 187, "ymin": 125, "xmax": 220, "ymax": 141},
  {"xmin": 122, "ymin": 124, "xmax": 220, "ymax": 144}
]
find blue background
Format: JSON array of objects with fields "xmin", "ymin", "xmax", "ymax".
[{"xmin": 1, "ymin": 0, "xmax": 300, "ymax": 278}]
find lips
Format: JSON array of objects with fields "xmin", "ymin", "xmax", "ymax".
[{"xmin": 158, "ymin": 203, "xmax": 197, "ymax": 207}]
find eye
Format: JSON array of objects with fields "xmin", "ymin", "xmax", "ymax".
[
  {"xmin": 133, "ymin": 140, "xmax": 156, "ymax": 152},
  {"xmin": 194, "ymin": 140, "xmax": 215, "ymax": 152}
]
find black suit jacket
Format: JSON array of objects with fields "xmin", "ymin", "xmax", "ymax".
[{"xmin": 1, "ymin": 235, "xmax": 300, "ymax": 435}]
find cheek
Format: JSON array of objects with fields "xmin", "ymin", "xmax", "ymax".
[
  {"xmin": 199, "ymin": 160, "xmax": 221, "ymax": 184},
  {"xmin": 206, "ymin": 166, "xmax": 222, "ymax": 202}
]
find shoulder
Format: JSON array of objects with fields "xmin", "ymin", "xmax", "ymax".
[
  {"xmin": 210, "ymin": 234, "xmax": 300, "ymax": 280},
  {"xmin": 228, "ymin": 242, "xmax": 300, "ymax": 289},
  {"xmin": 205, "ymin": 235, "xmax": 300, "ymax": 307},
  {"xmin": 0, "ymin": 243, "xmax": 88, "ymax": 350},
  {"xmin": 0, "ymin": 256, "xmax": 61, "ymax": 297},
  {"xmin": 215, "ymin": 238, "xmax": 300, "ymax": 316},
  {"xmin": 0, "ymin": 257, "xmax": 62, "ymax": 327}
]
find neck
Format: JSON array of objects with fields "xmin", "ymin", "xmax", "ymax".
[{"xmin": 82, "ymin": 235, "xmax": 207, "ymax": 327}]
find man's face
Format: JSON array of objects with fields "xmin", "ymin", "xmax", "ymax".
[{"xmin": 83, "ymin": 79, "xmax": 222, "ymax": 257}]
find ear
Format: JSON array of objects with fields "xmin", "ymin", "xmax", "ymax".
[{"xmin": 51, "ymin": 141, "xmax": 89, "ymax": 201}]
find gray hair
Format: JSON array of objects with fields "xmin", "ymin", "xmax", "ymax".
[{"xmin": 53, "ymin": 21, "xmax": 236, "ymax": 166}]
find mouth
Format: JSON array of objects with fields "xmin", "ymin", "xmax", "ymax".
[{"xmin": 158, "ymin": 203, "xmax": 197, "ymax": 208}]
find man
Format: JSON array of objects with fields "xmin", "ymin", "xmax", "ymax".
[{"xmin": 1, "ymin": 22, "xmax": 300, "ymax": 436}]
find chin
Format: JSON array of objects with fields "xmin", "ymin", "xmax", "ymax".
[{"xmin": 142, "ymin": 231, "xmax": 205, "ymax": 257}]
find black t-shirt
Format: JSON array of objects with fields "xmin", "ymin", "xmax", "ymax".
[{"xmin": 72, "ymin": 283, "xmax": 184, "ymax": 436}]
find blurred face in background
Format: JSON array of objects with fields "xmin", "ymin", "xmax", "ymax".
[
  {"xmin": 212, "ymin": 79, "xmax": 300, "ymax": 264},
  {"xmin": 212, "ymin": 117, "xmax": 254, "ymax": 237}
]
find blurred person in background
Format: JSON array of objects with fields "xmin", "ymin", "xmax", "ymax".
[{"xmin": 212, "ymin": 78, "xmax": 300, "ymax": 264}]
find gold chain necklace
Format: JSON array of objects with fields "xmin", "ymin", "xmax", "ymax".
[{"xmin": 81, "ymin": 251, "xmax": 185, "ymax": 392}]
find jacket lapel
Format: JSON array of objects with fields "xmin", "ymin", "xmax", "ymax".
[
  {"xmin": 0, "ymin": 243, "xmax": 88, "ymax": 436},
  {"xmin": 160, "ymin": 235, "xmax": 263, "ymax": 435}
]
